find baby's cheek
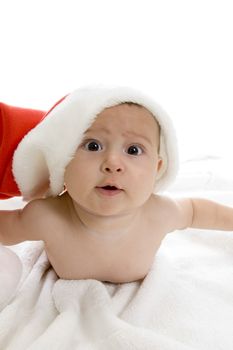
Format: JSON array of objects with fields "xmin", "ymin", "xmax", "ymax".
[{"xmin": 139, "ymin": 163, "xmax": 156, "ymax": 182}]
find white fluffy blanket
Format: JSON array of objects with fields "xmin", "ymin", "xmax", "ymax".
[
  {"xmin": 1, "ymin": 226, "xmax": 233, "ymax": 349},
  {"xmin": 1, "ymin": 157, "xmax": 233, "ymax": 349}
]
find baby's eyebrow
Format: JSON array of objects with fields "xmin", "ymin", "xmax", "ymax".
[
  {"xmin": 84, "ymin": 128, "xmax": 153, "ymax": 146},
  {"xmin": 122, "ymin": 131, "xmax": 153, "ymax": 146}
]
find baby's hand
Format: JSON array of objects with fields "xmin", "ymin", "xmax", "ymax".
[{"xmin": 0, "ymin": 245, "xmax": 22, "ymax": 309}]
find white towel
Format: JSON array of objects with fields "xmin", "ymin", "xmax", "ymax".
[{"xmin": 1, "ymin": 225, "xmax": 233, "ymax": 349}]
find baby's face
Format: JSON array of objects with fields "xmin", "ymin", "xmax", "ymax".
[{"xmin": 64, "ymin": 103, "xmax": 162, "ymax": 216}]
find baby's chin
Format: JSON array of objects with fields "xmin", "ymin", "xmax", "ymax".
[
  {"xmin": 69, "ymin": 191, "xmax": 147, "ymax": 217},
  {"xmin": 73, "ymin": 200, "xmax": 133, "ymax": 217},
  {"xmin": 83, "ymin": 207, "xmax": 129, "ymax": 218}
]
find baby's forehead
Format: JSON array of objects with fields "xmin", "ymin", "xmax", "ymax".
[
  {"xmin": 83, "ymin": 103, "xmax": 160, "ymax": 148},
  {"xmin": 89, "ymin": 103, "xmax": 159, "ymax": 130}
]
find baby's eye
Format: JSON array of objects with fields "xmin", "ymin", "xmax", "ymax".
[
  {"xmin": 84, "ymin": 140, "xmax": 102, "ymax": 151},
  {"xmin": 126, "ymin": 145, "xmax": 143, "ymax": 155}
]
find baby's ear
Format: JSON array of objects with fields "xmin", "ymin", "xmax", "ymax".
[{"xmin": 157, "ymin": 157, "xmax": 163, "ymax": 172}]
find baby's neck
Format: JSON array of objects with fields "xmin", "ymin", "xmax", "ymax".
[{"xmin": 70, "ymin": 199, "xmax": 141, "ymax": 239}]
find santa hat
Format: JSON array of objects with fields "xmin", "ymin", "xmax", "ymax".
[
  {"xmin": 1, "ymin": 86, "xmax": 179, "ymax": 200},
  {"xmin": 0, "ymin": 103, "xmax": 45, "ymax": 199}
]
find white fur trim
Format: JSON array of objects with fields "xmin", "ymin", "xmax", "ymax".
[{"xmin": 13, "ymin": 86, "xmax": 179, "ymax": 199}]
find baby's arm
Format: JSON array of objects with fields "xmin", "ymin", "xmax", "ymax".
[
  {"xmin": 0, "ymin": 200, "xmax": 45, "ymax": 245},
  {"xmin": 169, "ymin": 197, "xmax": 233, "ymax": 231},
  {"xmin": 188, "ymin": 198, "xmax": 233, "ymax": 231}
]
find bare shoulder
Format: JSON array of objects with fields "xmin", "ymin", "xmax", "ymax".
[
  {"xmin": 0, "ymin": 197, "xmax": 58, "ymax": 245},
  {"xmin": 22, "ymin": 194, "xmax": 67, "ymax": 219},
  {"xmin": 148, "ymin": 194, "xmax": 193, "ymax": 232},
  {"xmin": 15, "ymin": 194, "xmax": 69, "ymax": 243}
]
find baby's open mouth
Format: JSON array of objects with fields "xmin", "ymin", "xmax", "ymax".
[
  {"xmin": 96, "ymin": 185, "xmax": 123, "ymax": 196},
  {"xmin": 101, "ymin": 185, "xmax": 118, "ymax": 190}
]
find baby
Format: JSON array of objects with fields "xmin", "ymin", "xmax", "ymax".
[{"xmin": 1, "ymin": 86, "xmax": 233, "ymax": 283}]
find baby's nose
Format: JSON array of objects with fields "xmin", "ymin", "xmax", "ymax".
[
  {"xmin": 104, "ymin": 166, "xmax": 123, "ymax": 173},
  {"xmin": 101, "ymin": 154, "xmax": 125, "ymax": 174}
]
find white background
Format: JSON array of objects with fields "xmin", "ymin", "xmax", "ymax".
[{"xmin": 1, "ymin": 0, "xmax": 233, "ymax": 161}]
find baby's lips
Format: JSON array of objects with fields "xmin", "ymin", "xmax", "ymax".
[
  {"xmin": 97, "ymin": 182, "xmax": 123, "ymax": 190},
  {"xmin": 103, "ymin": 185, "xmax": 117, "ymax": 190},
  {"xmin": 95, "ymin": 186, "xmax": 124, "ymax": 196},
  {"xmin": 97, "ymin": 186, "xmax": 118, "ymax": 191}
]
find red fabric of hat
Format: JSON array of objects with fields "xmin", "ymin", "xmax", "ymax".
[{"xmin": 0, "ymin": 103, "xmax": 45, "ymax": 199}]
